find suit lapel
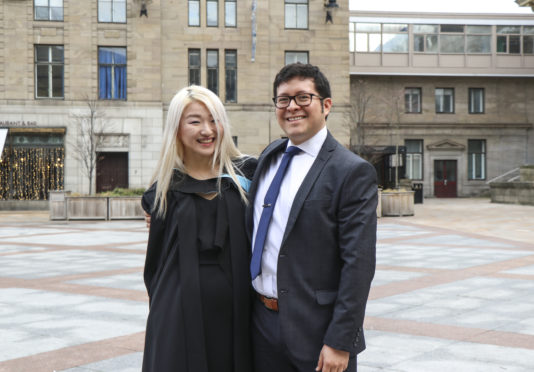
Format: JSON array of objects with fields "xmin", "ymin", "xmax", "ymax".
[{"xmin": 281, "ymin": 132, "xmax": 338, "ymax": 246}]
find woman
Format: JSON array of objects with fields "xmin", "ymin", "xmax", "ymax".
[{"xmin": 141, "ymin": 85, "xmax": 256, "ymax": 372}]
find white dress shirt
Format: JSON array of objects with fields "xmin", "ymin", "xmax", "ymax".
[{"xmin": 252, "ymin": 126, "xmax": 327, "ymax": 298}]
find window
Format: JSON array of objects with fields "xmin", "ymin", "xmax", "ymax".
[
  {"xmin": 414, "ymin": 24, "xmax": 438, "ymax": 53},
  {"xmin": 466, "ymin": 25, "xmax": 491, "ymax": 53},
  {"xmin": 98, "ymin": 47, "xmax": 127, "ymax": 100},
  {"xmin": 440, "ymin": 24, "xmax": 464, "ymax": 53},
  {"xmin": 382, "ymin": 23, "xmax": 408, "ymax": 53},
  {"xmin": 225, "ymin": 0, "xmax": 236, "ymax": 27},
  {"xmin": 207, "ymin": 50, "xmax": 219, "ymax": 95},
  {"xmin": 98, "ymin": 0, "xmax": 126, "ymax": 23},
  {"xmin": 523, "ymin": 26, "xmax": 534, "ymax": 54},
  {"xmin": 497, "ymin": 26, "xmax": 521, "ymax": 54},
  {"xmin": 189, "ymin": 49, "xmax": 201, "ymax": 86},
  {"xmin": 351, "ymin": 23, "xmax": 381, "ymax": 52},
  {"xmin": 405, "ymin": 88, "xmax": 421, "ymax": 113},
  {"xmin": 225, "ymin": 50, "xmax": 237, "ymax": 102},
  {"xmin": 405, "ymin": 140, "xmax": 423, "ymax": 180},
  {"xmin": 34, "ymin": 0, "xmax": 63, "ymax": 21},
  {"xmin": 285, "ymin": 51, "xmax": 308, "ymax": 64},
  {"xmin": 189, "ymin": 0, "xmax": 200, "ymax": 26},
  {"xmin": 35, "ymin": 45, "xmax": 64, "ymax": 98},
  {"xmin": 469, "ymin": 88, "xmax": 484, "ymax": 114},
  {"xmin": 468, "ymin": 140, "xmax": 486, "ymax": 180},
  {"xmin": 207, "ymin": 0, "xmax": 218, "ymax": 27},
  {"xmin": 285, "ymin": 0, "xmax": 308, "ymax": 29},
  {"xmin": 435, "ymin": 88, "xmax": 454, "ymax": 113}
]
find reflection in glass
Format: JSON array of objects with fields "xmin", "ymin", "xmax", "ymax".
[
  {"xmin": 440, "ymin": 35, "xmax": 464, "ymax": 53},
  {"xmin": 466, "ymin": 35, "xmax": 491, "ymax": 53}
]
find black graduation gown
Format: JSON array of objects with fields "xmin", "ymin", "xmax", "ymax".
[{"xmin": 141, "ymin": 159, "xmax": 256, "ymax": 372}]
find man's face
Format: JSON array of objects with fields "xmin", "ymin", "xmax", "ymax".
[{"xmin": 275, "ymin": 77, "xmax": 332, "ymax": 145}]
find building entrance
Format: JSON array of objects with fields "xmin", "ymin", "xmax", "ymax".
[
  {"xmin": 96, "ymin": 152, "xmax": 128, "ymax": 193},
  {"xmin": 434, "ymin": 160, "xmax": 457, "ymax": 197},
  {"xmin": 0, "ymin": 129, "xmax": 65, "ymax": 200}
]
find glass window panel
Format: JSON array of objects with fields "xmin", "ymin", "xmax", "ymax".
[
  {"xmin": 207, "ymin": 51, "xmax": 218, "ymax": 67},
  {"xmin": 285, "ymin": 5, "xmax": 296, "ymax": 28},
  {"xmin": 189, "ymin": 1, "xmax": 200, "ymax": 26},
  {"xmin": 426, "ymin": 35, "xmax": 438, "ymax": 52},
  {"xmin": 469, "ymin": 88, "xmax": 484, "ymax": 114},
  {"xmin": 369, "ymin": 34, "xmax": 381, "ymax": 52},
  {"xmin": 413, "ymin": 24, "xmax": 438, "ymax": 33},
  {"xmin": 497, "ymin": 35, "xmax": 507, "ymax": 53},
  {"xmin": 207, "ymin": 1, "xmax": 218, "ymax": 27},
  {"xmin": 383, "ymin": 23, "xmax": 407, "ymax": 32},
  {"xmin": 296, "ymin": 4, "xmax": 307, "ymax": 29},
  {"xmin": 356, "ymin": 23, "xmax": 380, "ymax": 32},
  {"xmin": 36, "ymin": 65, "xmax": 49, "ymax": 97},
  {"xmin": 50, "ymin": 0, "xmax": 62, "ymax": 7},
  {"xmin": 189, "ymin": 50, "xmax": 200, "ymax": 66},
  {"xmin": 497, "ymin": 26, "xmax": 520, "ymax": 34},
  {"xmin": 440, "ymin": 35, "xmax": 464, "ymax": 53},
  {"xmin": 35, "ymin": 7, "xmax": 49, "ymax": 20},
  {"xmin": 441, "ymin": 24, "xmax": 464, "ymax": 33},
  {"xmin": 405, "ymin": 139, "xmax": 422, "ymax": 153},
  {"xmin": 35, "ymin": 0, "xmax": 48, "ymax": 6},
  {"xmin": 50, "ymin": 7, "xmax": 63, "ymax": 21},
  {"xmin": 436, "ymin": 88, "xmax": 454, "ymax": 113},
  {"xmin": 99, "ymin": 0, "xmax": 112, "ymax": 22},
  {"xmin": 52, "ymin": 65, "xmax": 63, "ymax": 97},
  {"xmin": 113, "ymin": 0, "xmax": 126, "ymax": 22},
  {"xmin": 524, "ymin": 36, "xmax": 534, "ymax": 54},
  {"xmin": 524, "ymin": 26, "xmax": 534, "ymax": 35},
  {"xmin": 509, "ymin": 35, "xmax": 520, "ymax": 53},
  {"xmin": 466, "ymin": 25, "xmax": 491, "ymax": 34},
  {"xmin": 349, "ymin": 32, "xmax": 355, "ymax": 52},
  {"xmin": 285, "ymin": 52, "xmax": 308, "ymax": 64},
  {"xmin": 349, "ymin": 22, "xmax": 355, "ymax": 32},
  {"xmin": 51, "ymin": 46, "xmax": 63, "ymax": 62},
  {"xmin": 466, "ymin": 35, "xmax": 491, "ymax": 53},
  {"xmin": 355, "ymin": 34, "xmax": 368, "ymax": 52},
  {"xmin": 414, "ymin": 35, "xmax": 424, "ymax": 52},
  {"xmin": 36, "ymin": 46, "xmax": 49, "ymax": 62},
  {"xmin": 382, "ymin": 34, "xmax": 408, "ymax": 52},
  {"xmin": 225, "ymin": 1, "xmax": 236, "ymax": 27}
]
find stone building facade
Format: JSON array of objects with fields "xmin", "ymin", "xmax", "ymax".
[
  {"xmin": 0, "ymin": 0, "xmax": 349, "ymax": 202},
  {"xmin": 349, "ymin": 11, "xmax": 534, "ymax": 197}
]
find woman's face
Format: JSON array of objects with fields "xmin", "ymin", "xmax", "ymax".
[{"xmin": 178, "ymin": 101, "xmax": 222, "ymax": 162}]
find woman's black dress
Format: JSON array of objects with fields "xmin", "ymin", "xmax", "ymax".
[{"xmin": 141, "ymin": 159, "xmax": 256, "ymax": 372}]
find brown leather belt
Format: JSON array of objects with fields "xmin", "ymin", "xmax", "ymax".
[{"xmin": 256, "ymin": 293, "xmax": 279, "ymax": 312}]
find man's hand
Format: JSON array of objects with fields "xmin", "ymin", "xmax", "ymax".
[
  {"xmin": 316, "ymin": 344, "xmax": 349, "ymax": 372},
  {"xmin": 144, "ymin": 211, "xmax": 151, "ymax": 229}
]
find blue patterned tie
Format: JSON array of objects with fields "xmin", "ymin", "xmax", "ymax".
[{"xmin": 251, "ymin": 146, "xmax": 302, "ymax": 280}]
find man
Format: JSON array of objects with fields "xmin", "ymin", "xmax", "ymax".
[{"xmin": 247, "ymin": 63, "xmax": 377, "ymax": 372}]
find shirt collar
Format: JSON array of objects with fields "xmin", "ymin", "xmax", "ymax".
[{"xmin": 287, "ymin": 126, "xmax": 327, "ymax": 158}]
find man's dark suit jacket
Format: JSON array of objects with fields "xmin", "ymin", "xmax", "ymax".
[{"xmin": 247, "ymin": 131, "xmax": 377, "ymax": 362}]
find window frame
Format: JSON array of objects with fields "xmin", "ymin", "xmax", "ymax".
[
  {"xmin": 497, "ymin": 25, "xmax": 521, "ymax": 54},
  {"xmin": 225, "ymin": 0, "xmax": 236, "ymax": 27},
  {"xmin": 188, "ymin": 0, "xmax": 200, "ymax": 27},
  {"xmin": 207, "ymin": 49, "xmax": 219, "ymax": 95},
  {"xmin": 225, "ymin": 49, "xmax": 237, "ymax": 103},
  {"xmin": 404, "ymin": 87, "xmax": 422, "ymax": 114},
  {"xmin": 98, "ymin": 46, "xmax": 127, "ymax": 101},
  {"xmin": 405, "ymin": 139, "xmax": 423, "ymax": 180},
  {"xmin": 285, "ymin": 0, "xmax": 308, "ymax": 30},
  {"xmin": 34, "ymin": 45, "xmax": 64, "ymax": 99},
  {"xmin": 98, "ymin": 0, "xmax": 126, "ymax": 24},
  {"xmin": 188, "ymin": 49, "xmax": 201, "ymax": 86},
  {"xmin": 34, "ymin": 0, "xmax": 64, "ymax": 21},
  {"xmin": 284, "ymin": 51, "xmax": 309, "ymax": 65},
  {"xmin": 468, "ymin": 88, "xmax": 485, "ymax": 114},
  {"xmin": 435, "ymin": 88, "xmax": 454, "ymax": 114},
  {"xmin": 207, "ymin": 0, "xmax": 219, "ymax": 27},
  {"xmin": 468, "ymin": 139, "xmax": 486, "ymax": 180}
]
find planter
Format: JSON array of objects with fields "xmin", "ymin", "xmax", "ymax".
[
  {"xmin": 67, "ymin": 196, "xmax": 108, "ymax": 220},
  {"xmin": 108, "ymin": 197, "xmax": 144, "ymax": 219},
  {"xmin": 49, "ymin": 190, "xmax": 70, "ymax": 220},
  {"xmin": 381, "ymin": 190, "xmax": 414, "ymax": 217}
]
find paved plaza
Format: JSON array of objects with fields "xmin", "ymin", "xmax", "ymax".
[{"xmin": 0, "ymin": 198, "xmax": 533, "ymax": 371}]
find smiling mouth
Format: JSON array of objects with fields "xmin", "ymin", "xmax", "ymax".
[
  {"xmin": 197, "ymin": 138, "xmax": 215, "ymax": 144},
  {"xmin": 287, "ymin": 116, "xmax": 306, "ymax": 122}
]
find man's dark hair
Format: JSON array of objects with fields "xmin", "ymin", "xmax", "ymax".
[{"xmin": 273, "ymin": 63, "xmax": 331, "ymax": 99}]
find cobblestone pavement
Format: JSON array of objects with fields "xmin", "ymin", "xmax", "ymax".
[{"xmin": 0, "ymin": 198, "xmax": 533, "ymax": 372}]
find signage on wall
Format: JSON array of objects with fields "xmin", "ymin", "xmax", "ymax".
[{"xmin": 0, "ymin": 120, "xmax": 38, "ymax": 127}]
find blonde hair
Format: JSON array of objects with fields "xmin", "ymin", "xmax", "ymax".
[{"xmin": 150, "ymin": 85, "xmax": 247, "ymax": 217}]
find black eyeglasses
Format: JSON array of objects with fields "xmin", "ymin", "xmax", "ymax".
[{"xmin": 272, "ymin": 93, "xmax": 323, "ymax": 109}]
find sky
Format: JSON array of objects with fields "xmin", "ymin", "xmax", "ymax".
[{"xmin": 349, "ymin": 0, "xmax": 534, "ymax": 14}]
